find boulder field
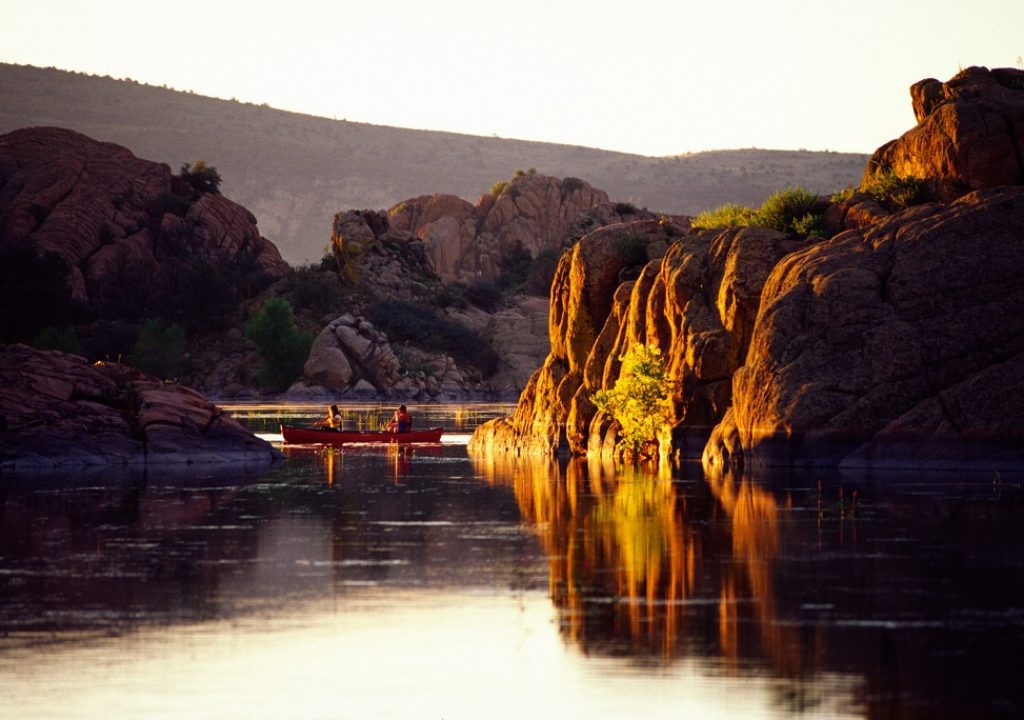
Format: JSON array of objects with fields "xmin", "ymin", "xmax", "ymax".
[
  {"xmin": 471, "ymin": 66, "xmax": 1024, "ymax": 471},
  {"xmin": 0, "ymin": 345, "xmax": 280, "ymax": 470}
]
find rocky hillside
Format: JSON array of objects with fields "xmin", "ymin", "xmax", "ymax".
[
  {"xmin": 0, "ymin": 127, "xmax": 288, "ymax": 352},
  {"xmin": 291, "ymin": 173, "xmax": 663, "ymax": 400},
  {"xmin": 0, "ymin": 124, "xmax": 646, "ymax": 402},
  {"xmin": 0, "ymin": 63, "xmax": 868, "ymax": 265},
  {"xmin": 471, "ymin": 66, "xmax": 1024, "ymax": 471}
]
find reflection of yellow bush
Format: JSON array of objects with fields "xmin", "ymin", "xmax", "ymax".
[
  {"xmin": 476, "ymin": 454, "xmax": 692, "ymax": 656},
  {"xmin": 475, "ymin": 447, "xmax": 809, "ymax": 674},
  {"xmin": 607, "ymin": 473, "xmax": 685, "ymax": 642}
]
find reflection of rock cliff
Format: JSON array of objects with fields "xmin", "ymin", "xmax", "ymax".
[
  {"xmin": 471, "ymin": 453, "xmax": 809, "ymax": 669},
  {"xmin": 472, "ymin": 66, "xmax": 1024, "ymax": 470}
]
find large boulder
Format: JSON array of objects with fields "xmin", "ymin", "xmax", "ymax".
[
  {"xmin": 0, "ymin": 344, "xmax": 280, "ymax": 469},
  {"xmin": 863, "ymin": 66, "xmax": 1024, "ymax": 202},
  {"xmin": 303, "ymin": 314, "xmax": 401, "ymax": 392},
  {"xmin": 703, "ymin": 187, "xmax": 1024, "ymax": 471}
]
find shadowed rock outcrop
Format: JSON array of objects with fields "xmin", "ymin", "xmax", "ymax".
[
  {"xmin": 0, "ymin": 345, "xmax": 281, "ymax": 470},
  {"xmin": 302, "ymin": 313, "xmax": 403, "ymax": 396},
  {"xmin": 0, "ymin": 126, "xmax": 288, "ymax": 323},
  {"xmin": 319, "ymin": 175, "xmax": 660, "ymax": 400}
]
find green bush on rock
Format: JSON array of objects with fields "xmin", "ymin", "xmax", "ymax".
[
  {"xmin": 862, "ymin": 171, "xmax": 926, "ymax": 210},
  {"xmin": 693, "ymin": 186, "xmax": 825, "ymax": 236}
]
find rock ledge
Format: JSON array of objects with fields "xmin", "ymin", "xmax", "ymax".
[{"xmin": 0, "ymin": 345, "xmax": 280, "ymax": 470}]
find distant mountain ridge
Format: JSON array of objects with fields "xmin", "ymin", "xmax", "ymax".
[{"xmin": 0, "ymin": 63, "xmax": 868, "ymax": 265}]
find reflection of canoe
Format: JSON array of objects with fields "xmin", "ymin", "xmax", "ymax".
[{"xmin": 280, "ymin": 425, "xmax": 443, "ymax": 445}]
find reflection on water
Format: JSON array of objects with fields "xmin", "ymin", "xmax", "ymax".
[
  {"xmin": 473, "ymin": 452, "xmax": 1024, "ymax": 719},
  {"xmin": 2, "ymin": 404, "xmax": 1023, "ymax": 719}
]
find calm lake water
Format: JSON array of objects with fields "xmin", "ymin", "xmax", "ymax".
[{"xmin": 1, "ymin": 402, "xmax": 1023, "ymax": 719}]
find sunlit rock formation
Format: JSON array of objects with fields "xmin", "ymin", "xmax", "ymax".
[
  {"xmin": 472, "ymin": 66, "xmax": 1024, "ymax": 470},
  {"xmin": 469, "ymin": 219, "xmax": 796, "ymax": 458},
  {"xmin": 704, "ymin": 186, "xmax": 1024, "ymax": 471},
  {"xmin": 471, "ymin": 218, "xmax": 696, "ymax": 456},
  {"xmin": 863, "ymin": 66, "xmax": 1024, "ymax": 202},
  {"xmin": 0, "ymin": 344, "xmax": 280, "ymax": 469}
]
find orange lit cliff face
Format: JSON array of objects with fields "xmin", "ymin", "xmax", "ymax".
[{"xmin": 471, "ymin": 454, "xmax": 811, "ymax": 672}]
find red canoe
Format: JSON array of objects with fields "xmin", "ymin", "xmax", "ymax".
[{"xmin": 280, "ymin": 424, "xmax": 444, "ymax": 445}]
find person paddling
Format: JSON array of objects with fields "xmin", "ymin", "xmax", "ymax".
[
  {"xmin": 385, "ymin": 405, "xmax": 412, "ymax": 433},
  {"xmin": 317, "ymin": 404, "xmax": 343, "ymax": 431}
]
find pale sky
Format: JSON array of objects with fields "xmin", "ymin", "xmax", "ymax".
[{"xmin": 2, "ymin": 0, "xmax": 1022, "ymax": 156}]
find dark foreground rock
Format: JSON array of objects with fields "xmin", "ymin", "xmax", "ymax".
[{"xmin": 0, "ymin": 345, "xmax": 280, "ymax": 470}]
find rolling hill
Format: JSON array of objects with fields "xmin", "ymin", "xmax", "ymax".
[{"xmin": 0, "ymin": 63, "xmax": 869, "ymax": 265}]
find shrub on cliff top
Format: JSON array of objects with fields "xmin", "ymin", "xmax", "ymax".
[
  {"xmin": 692, "ymin": 202, "xmax": 757, "ymax": 230},
  {"xmin": 561, "ymin": 177, "xmax": 585, "ymax": 194},
  {"xmin": 178, "ymin": 160, "xmax": 222, "ymax": 196},
  {"xmin": 755, "ymin": 186, "xmax": 820, "ymax": 233},
  {"xmin": 862, "ymin": 171, "xmax": 926, "ymax": 211},
  {"xmin": 693, "ymin": 186, "xmax": 824, "ymax": 236}
]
